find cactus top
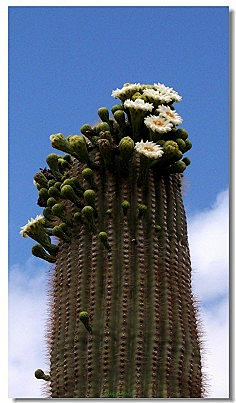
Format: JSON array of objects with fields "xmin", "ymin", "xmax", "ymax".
[{"xmin": 20, "ymin": 82, "xmax": 192, "ymax": 263}]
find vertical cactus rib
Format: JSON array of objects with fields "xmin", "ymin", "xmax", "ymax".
[
  {"xmin": 125, "ymin": 156, "xmax": 139, "ymax": 397},
  {"xmin": 153, "ymin": 174, "xmax": 173, "ymax": 397},
  {"xmin": 100, "ymin": 171, "xmax": 115, "ymax": 397},
  {"xmin": 24, "ymin": 82, "xmax": 204, "ymax": 398},
  {"xmin": 89, "ymin": 156, "xmax": 107, "ymax": 397},
  {"xmin": 107, "ymin": 166, "xmax": 123, "ymax": 397},
  {"xmin": 164, "ymin": 173, "xmax": 184, "ymax": 397},
  {"xmin": 173, "ymin": 173, "xmax": 202, "ymax": 397},
  {"xmin": 117, "ymin": 178, "xmax": 130, "ymax": 397}
]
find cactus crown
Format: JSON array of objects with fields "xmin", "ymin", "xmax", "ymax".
[{"xmin": 20, "ymin": 82, "xmax": 191, "ymax": 261}]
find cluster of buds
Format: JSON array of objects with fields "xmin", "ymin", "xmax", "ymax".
[{"xmin": 21, "ymin": 82, "xmax": 192, "ymax": 263}]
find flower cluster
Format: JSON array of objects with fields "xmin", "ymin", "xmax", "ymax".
[{"xmin": 111, "ymin": 82, "xmax": 183, "ymax": 136}]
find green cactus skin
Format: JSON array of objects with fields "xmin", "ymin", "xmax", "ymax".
[{"xmin": 23, "ymin": 83, "xmax": 204, "ymax": 398}]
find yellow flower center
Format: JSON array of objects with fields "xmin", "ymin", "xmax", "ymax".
[
  {"xmin": 154, "ymin": 120, "xmax": 164, "ymax": 127},
  {"xmin": 144, "ymin": 145, "xmax": 155, "ymax": 152},
  {"xmin": 166, "ymin": 111, "xmax": 174, "ymax": 118}
]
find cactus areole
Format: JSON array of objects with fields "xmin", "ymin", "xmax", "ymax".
[{"xmin": 21, "ymin": 82, "xmax": 204, "ymax": 398}]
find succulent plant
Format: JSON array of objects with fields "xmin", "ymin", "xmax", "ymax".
[{"xmin": 21, "ymin": 82, "xmax": 204, "ymax": 398}]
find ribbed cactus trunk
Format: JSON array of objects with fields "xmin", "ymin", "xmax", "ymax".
[
  {"xmin": 21, "ymin": 82, "xmax": 204, "ymax": 397},
  {"xmin": 48, "ymin": 158, "xmax": 201, "ymax": 398}
]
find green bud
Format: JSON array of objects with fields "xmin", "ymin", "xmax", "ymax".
[
  {"xmin": 94, "ymin": 122, "xmax": 111, "ymax": 134},
  {"xmin": 81, "ymin": 168, "xmax": 96, "ymax": 189},
  {"xmin": 111, "ymin": 104, "xmax": 123, "ymax": 114},
  {"xmin": 48, "ymin": 186, "xmax": 61, "ymax": 199},
  {"xmin": 74, "ymin": 211, "xmax": 81, "ymax": 221},
  {"xmin": 33, "ymin": 172, "xmax": 49, "ymax": 189},
  {"xmin": 79, "ymin": 311, "xmax": 92, "ymax": 334},
  {"xmin": 176, "ymin": 138, "xmax": 186, "ymax": 152},
  {"xmin": 50, "ymin": 133, "xmax": 73, "ymax": 154},
  {"xmin": 63, "ymin": 154, "xmax": 72, "ymax": 163},
  {"xmin": 99, "ymin": 130, "xmax": 113, "ymax": 143},
  {"xmin": 47, "ymin": 197, "xmax": 57, "ymax": 207},
  {"xmin": 34, "ymin": 368, "xmax": 50, "ymax": 381},
  {"xmin": 58, "ymin": 157, "xmax": 71, "ymax": 171},
  {"xmin": 121, "ymin": 200, "xmax": 130, "ymax": 215},
  {"xmin": 184, "ymin": 139, "xmax": 192, "ymax": 151},
  {"xmin": 52, "ymin": 203, "xmax": 70, "ymax": 224},
  {"xmin": 153, "ymin": 225, "xmax": 161, "ymax": 232},
  {"xmin": 61, "ymin": 177, "xmax": 84, "ymax": 194},
  {"xmin": 81, "ymin": 206, "xmax": 96, "ymax": 232},
  {"xmin": 168, "ymin": 160, "xmax": 187, "ymax": 173},
  {"xmin": 68, "ymin": 135, "xmax": 91, "ymax": 164},
  {"xmin": 32, "ymin": 244, "xmax": 57, "ymax": 263},
  {"xmin": 80, "ymin": 124, "xmax": 93, "ymax": 136},
  {"xmin": 38, "ymin": 188, "xmax": 49, "ymax": 201},
  {"xmin": 182, "ymin": 157, "xmax": 191, "ymax": 166},
  {"xmin": 113, "ymin": 110, "xmax": 126, "ymax": 127},
  {"xmin": 119, "ymin": 136, "xmax": 134, "ymax": 161},
  {"xmin": 176, "ymin": 128, "xmax": 188, "ymax": 140},
  {"xmin": 52, "ymin": 224, "xmax": 70, "ymax": 242},
  {"xmin": 43, "ymin": 207, "xmax": 55, "ymax": 222},
  {"xmin": 54, "ymin": 181, "xmax": 62, "ymax": 190},
  {"xmin": 46, "ymin": 153, "xmax": 63, "ymax": 180},
  {"xmin": 61, "ymin": 185, "xmax": 84, "ymax": 208},
  {"xmin": 83, "ymin": 189, "xmax": 96, "ymax": 209},
  {"xmin": 98, "ymin": 138, "xmax": 113, "ymax": 166},
  {"xmin": 98, "ymin": 231, "xmax": 111, "ymax": 250},
  {"xmin": 106, "ymin": 209, "xmax": 112, "ymax": 216},
  {"xmin": 48, "ymin": 179, "xmax": 56, "ymax": 187},
  {"xmin": 98, "ymin": 107, "xmax": 110, "ymax": 123},
  {"xmin": 138, "ymin": 204, "xmax": 148, "ymax": 217}
]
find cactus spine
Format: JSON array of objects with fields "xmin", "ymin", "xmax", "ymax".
[{"xmin": 21, "ymin": 82, "xmax": 204, "ymax": 397}]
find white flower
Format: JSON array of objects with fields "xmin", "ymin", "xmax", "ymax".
[
  {"xmin": 153, "ymin": 83, "xmax": 182, "ymax": 102},
  {"xmin": 157, "ymin": 105, "xmax": 183, "ymax": 126},
  {"xmin": 20, "ymin": 215, "xmax": 45, "ymax": 237},
  {"xmin": 124, "ymin": 98, "xmax": 153, "ymax": 112},
  {"xmin": 111, "ymin": 83, "xmax": 141, "ymax": 99},
  {"xmin": 143, "ymin": 88, "xmax": 171, "ymax": 103},
  {"xmin": 144, "ymin": 115, "xmax": 173, "ymax": 133},
  {"xmin": 135, "ymin": 140, "xmax": 164, "ymax": 159}
]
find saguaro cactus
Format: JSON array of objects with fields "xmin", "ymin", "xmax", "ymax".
[{"xmin": 21, "ymin": 82, "xmax": 204, "ymax": 398}]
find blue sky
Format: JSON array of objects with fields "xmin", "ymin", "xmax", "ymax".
[{"xmin": 8, "ymin": 6, "xmax": 229, "ymax": 398}]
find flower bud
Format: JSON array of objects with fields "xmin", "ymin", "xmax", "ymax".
[
  {"xmin": 83, "ymin": 189, "xmax": 96, "ymax": 209},
  {"xmin": 82, "ymin": 167, "xmax": 96, "ymax": 189},
  {"xmin": 176, "ymin": 128, "xmax": 188, "ymax": 140},
  {"xmin": 48, "ymin": 186, "xmax": 61, "ymax": 199},
  {"xmin": 50, "ymin": 133, "xmax": 73, "ymax": 154},
  {"xmin": 52, "ymin": 203, "xmax": 70, "ymax": 224},
  {"xmin": 47, "ymin": 197, "xmax": 57, "ymax": 207},
  {"xmin": 138, "ymin": 204, "xmax": 148, "ymax": 217},
  {"xmin": 33, "ymin": 172, "xmax": 49, "ymax": 189},
  {"xmin": 52, "ymin": 224, "xmax": 70, "ymax": 242},
  {"xmin": 32, "ymin": 244, "xmax": 57, "ymax": 263},
  {"xmin": 184, "ymin": 139, "xmax": 192, "ymax": 151},
  {"xmin": 79, "ymin": 311, "xmax": 92, "ymax": 334},
  {"xmin": 94, "ymin": 122, "xmax": 110, "ymax": 134},
  {"xmin": 98, "ymin": 231, "xmax": 111, "ymax": 250},
  {"xmin": 182, "ymin": 157, "xmax": 191, "ymax": 166},
  {"xmin": 46, "ymin": 153, "xmax": 62, "ymax": 180},
  {"xmin": 81, "ymin": 206, "xmax": 96, "ymax": 232},
  {"xmin": 111, "ymin": 104, "xmax": 123, "ymax": 115},
  {"xmin": 98, "ymin": 107, "xmax": 110, "ymax": 123},
  {"xmin": 34, "ymin": 368, "xmax": 50, "ymax": 381},
  {"xmin": 68, "ymin": 135, "xmax": 90, "ymax": 164},
  {"xmin": 119, "ymin": 136, "xmax": 134, "ymax": 161},
  {"xmin": 61, "ymin": 185, "xmax": 84, "ymax": 208}
]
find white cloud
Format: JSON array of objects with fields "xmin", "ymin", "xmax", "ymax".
[
  {"xmin": 8, "ymin": 257, "xmax": 50, "ymax": 398},
  {"xmin": 188, "ymin": 189, "xmax": 229, "ymax": 398},
  {"xmin": 8, "ymin": 190, "xmax": 229, "ymax": 399}
]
